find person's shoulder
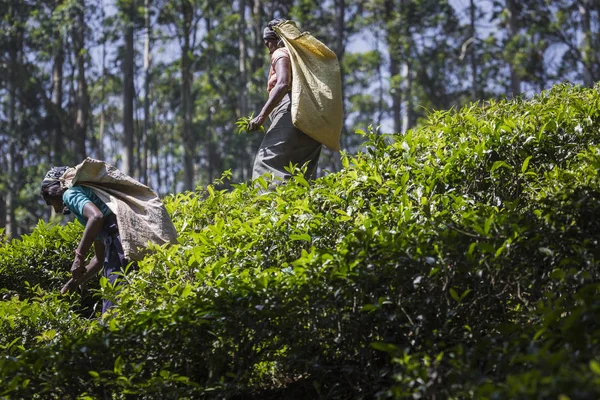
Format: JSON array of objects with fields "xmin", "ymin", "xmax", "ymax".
[
  {"xmin": 272, "ymin": 47, "xmax": 290, "ymax": 61},
  {"xmin": 63, "ymin": 185, "xmax": 88, "ymax": 200}
]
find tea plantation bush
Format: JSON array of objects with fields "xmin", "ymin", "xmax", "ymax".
[{"xmin": 1, "ymin": 83, "xmax": 600, "ymax": 399}]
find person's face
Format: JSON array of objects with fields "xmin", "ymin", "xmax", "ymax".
[
  {"xmin": 46, "ymin": 196, "xmax": 64, "ymax": 214},
  {"xmin": 264, "ymin": 38, "xmax": 278, "ymax": 54}
]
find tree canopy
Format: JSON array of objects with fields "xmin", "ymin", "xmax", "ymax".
[{"xmin": 1, "ymin": 1, "xmax": 598, "ymax": 238}]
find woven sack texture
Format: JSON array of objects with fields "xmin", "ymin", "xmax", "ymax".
[{"xmin": 273, "ymin": 20, "xmax": 343, "ymax": 151}]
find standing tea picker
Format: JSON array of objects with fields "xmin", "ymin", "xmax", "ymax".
[
  {"xmin": 248, "ymin": 19, "xmax": 343, "ymax": 185},
  {"xmin": 40, "ymin": 158, "xmax": 178, "ymax": 314}
]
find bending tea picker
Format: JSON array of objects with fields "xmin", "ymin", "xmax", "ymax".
[{"xmin": 41, "ymin": 158, "xmax": 178, "ymax": 314}]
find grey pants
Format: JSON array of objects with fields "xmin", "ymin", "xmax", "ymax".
[{"xmin": 252, "ymin": 99, "xmax": 322, "ymax": 185}]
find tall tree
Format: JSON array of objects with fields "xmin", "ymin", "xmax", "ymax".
[
  {"xmin": 4, "ymin": 0, "xmax": 21, "ymax": 238},
  {"xmin": 72, "ymin": 0, "xmax": 88, "ymax": 160},
  {"xmin": 383, "ymin": 0, "xmax": 402, "ymax": 133},
  {"xmin": 141, "ymin": 0, "xmax": 152, "ymax": 183},
  {"xmin": 237, "ymin": 0, "xmax": 248, "ymax": 119},
  {"xmin": 97, "ymin": 0, "xmax": 107, "ymax": 161},
  {"xmin": 157, "ymin": 0, "xmax": 203, "ymax": 190},
  {"xmin": 469, "ymin": 0, "xmax": 478, "ymax": 101},
  {"xmin": 505, "ymin": 0, "xmax": 521, "ymax": 96},
  {"xmin": 180, "ymin": 0, "xmax": 195, "ymax": 191},
  {"xmin": 578, "ymin": 0, "xmax": 596, "ymax": 86},
  {"xmin": 121, "ymin": 0, "xmax": 136, "ymax": 176},
  {"xmin": 51, "ymin": 2, "xmax": 65, "ymax": 165}
]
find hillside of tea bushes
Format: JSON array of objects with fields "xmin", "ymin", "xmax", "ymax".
[{"xmin": 1, "ymin": 83, "xmax": 600, "ymax": 399}]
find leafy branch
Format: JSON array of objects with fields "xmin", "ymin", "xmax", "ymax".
[{"xmin": 235, "ymin": 113, "xmax": 264, "ymax": 134}]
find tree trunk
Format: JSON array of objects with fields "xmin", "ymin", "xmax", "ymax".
[
  {"xmin": 238, "ymin": 0, "xmax": 248, "ymax": 118},
  {"xmin": 333, "ymin": 0, "xmax": 345, "ymax": 61},
  {"xmin": 334, "ymin": 0, "xmax": 349, "ymax": 155},
  {"xmin": 400, "ymin": 61, "xmax": 412, "ymax": 133},
  {"xmin": 247, "ymin": 0, "xmax": 264, "ymax": 178},
  {"xmin": 142, "ymin": 0, "xmax": 152, "ymax": 184},
  {"xmin": 5, "ymin": 2, "xmax": 18, "ymax": 239},
  {"xmin": 181, "ymin": 0, "xmax": 195, "ymax": 191},
  {"xmin": 470, "ymin": 0, "xmax": 478, "ymax": 101},
  {"xmin": 238, "ymin": 0, "xmax": 249, "ymax": 181},
  {"xmin": 52, "ymin": 39, "xmax": 64, "ymax": 165},
  {"xmin": 399, "ymin": 0, "xmax": 412, "ymax": 133},
  {"xmin": 122, "ymin": 1, "xmax": 135, "ymax": 176},
  {"xmin": 250, "ymin": 0, "xmax": 263, "ymax": 74},
  {"xmin": 384, "ymin": 0, "xmax": 401, "ymax": 133},
  {"xmin": 152, "ymin": 93, "xmax": 160, "ymax": 191},
  {"xmin": 579, "ymin": 0, "xmax": 594, "ymax": 86},
  {"xmin": 73, "ymin": 0, "xmax": 88, "ymax": 161},
  {"xmin": 506, "ymin": 0, "xmax": 521, "ymax": 97},
  {"xmin": 98, "ymin": 0, "xmax": 106, "ymax": 161},
  {"xmin": 0, "ymin": 196, "xmax": 6, "ymax": 234}
]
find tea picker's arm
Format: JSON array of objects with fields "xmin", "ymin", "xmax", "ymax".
[{"xmin": 61, "ymin": 240, "xmax": 105, "ymax": 295}]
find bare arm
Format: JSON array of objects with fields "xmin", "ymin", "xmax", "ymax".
[
  {"xmin": 61, "ymin": 237, "xmax": 105, "ymax": 294},
  {"xmin": 249, "ymin": 56, "xmax": 291, "ymax": 131},
  {"xmin": 71, "ymin": 203, "xmax": 104, "ymax": 280}
]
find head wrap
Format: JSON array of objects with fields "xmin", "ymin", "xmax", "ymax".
[
  {"xmin": 263, "ymin": 26, "xmax": 278, "ymax": 40},
  {"xmin": 263, "ymin": 18, "xmax": 285, "ymax": 40},
  {"xmin": 41, "ymin": 166, "xmax": 68, "ymax": 190}
]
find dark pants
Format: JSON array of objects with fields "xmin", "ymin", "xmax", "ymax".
[
  {"xmin": 252, "ymin": 94, "xmax": 322, "ymax": 185},
  {"xmin": 99, "ymin": 214, "xmax": 126, "ymax": 314}
]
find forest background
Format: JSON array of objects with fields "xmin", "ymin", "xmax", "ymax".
[{"xmin": 0, "ymin": 0, "xmax": 598, "ymax": 239}]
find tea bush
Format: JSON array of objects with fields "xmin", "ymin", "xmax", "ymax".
[{"xmin": 1, "ymin": 83, "xmax": 599, "ymax": 399}]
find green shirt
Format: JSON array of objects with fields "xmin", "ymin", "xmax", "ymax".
[{"xmin": 62, "ymin": 186, "xmax": 112, "ymax": 226}]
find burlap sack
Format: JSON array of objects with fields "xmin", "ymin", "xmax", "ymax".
[
  {"xmin": 273, "ymin": 20, "xmax": 343, "ymax": 151},
  {"xmin": 60, "ymin": 158, "xmax": 178, "ymax": 261}
]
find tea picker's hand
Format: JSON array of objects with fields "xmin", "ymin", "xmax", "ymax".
[
  {"xmin": 61, "ymin": 278, "xmax": 77, "ymax": 295},
  {"xmin": 248, "ymin": 114, "xmax": 266, "ymax": 131},
  {"xmin": 71, "ymin": 255, "xmax": 86, "ymax": 280}
]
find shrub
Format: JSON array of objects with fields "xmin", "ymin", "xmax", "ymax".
[{"xmin": 1, "ymin": 83, "xmax": 599, "ymax": 399}]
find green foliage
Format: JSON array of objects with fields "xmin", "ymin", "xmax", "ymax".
[
  {"xmin": 1, "ymin": 83, "xmax": 600, "ymax": 398},
  {"xmin": 0, "ymin": 220, "xmax": 82, "ymax": 298},
  {"xmin": 234, "ymin": 113, "xmax": 264, "ymax": 135}
]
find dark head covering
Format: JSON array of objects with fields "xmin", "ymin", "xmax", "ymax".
[
  {"xmin": 263, "ymin": 18, "xmax": 285, "ymax": 40},
  {"xmin": 41, "ymin": 166, "xmax": 68, "ymax": 190},
  {"xmin": 41, "ymin": 166, "xmax": 71, "ymax": 214}
]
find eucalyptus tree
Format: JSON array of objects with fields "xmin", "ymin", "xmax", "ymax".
[
  {"xmin": 1, "ymin": 0, "xmax": 25, "ymax": 237},
  {"xmin": 141, "ymin": 0, "xmax": 152, "ymax": 184},
  {"xmin": 118, "ymin": 0, "xmax": 137, "ymax": 177},
  {"xmin": 577, "ymin": 0, "xmax": 598, "ymax": 86},
  {"xmin": 1, "ymin": 0, "xmax": 65, "ymax": 236},
  {"xmin": 72, "ymin": 0, "xmax": 89, "ymax": 161},
  {"xmin": 49, "ymin": 0, "xmax": 66, "ymax": 165},
  {"xmin": 155, "ymin": 0, "xmax": 205, "ymax": 190},
  {"xmin": 550, "ymin": 0, "xmax": 599, "ymax": 86},
  {"xmin": 504, "ymin": 0, "xmax": 521, "ymax": 96},
  {"xmin": 486, "ymin": 0, "xmax": 598, "ymax": 95},
  {"xmin": 364, "ymin": 0, "xmax": 464, "ymax": 134}
]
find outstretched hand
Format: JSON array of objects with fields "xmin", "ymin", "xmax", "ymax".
[{"xmin": 248, "ymin": 114, "xmax": 267, "ymax": 132}]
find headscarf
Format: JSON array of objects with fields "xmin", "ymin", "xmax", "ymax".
[
  {"xmin": 263, "ymin": 18, "xmax": 285, "ymax": 40},
  {"xmin": 41, "ymin": 166, "xmax": 68, "ymax": 190}
]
